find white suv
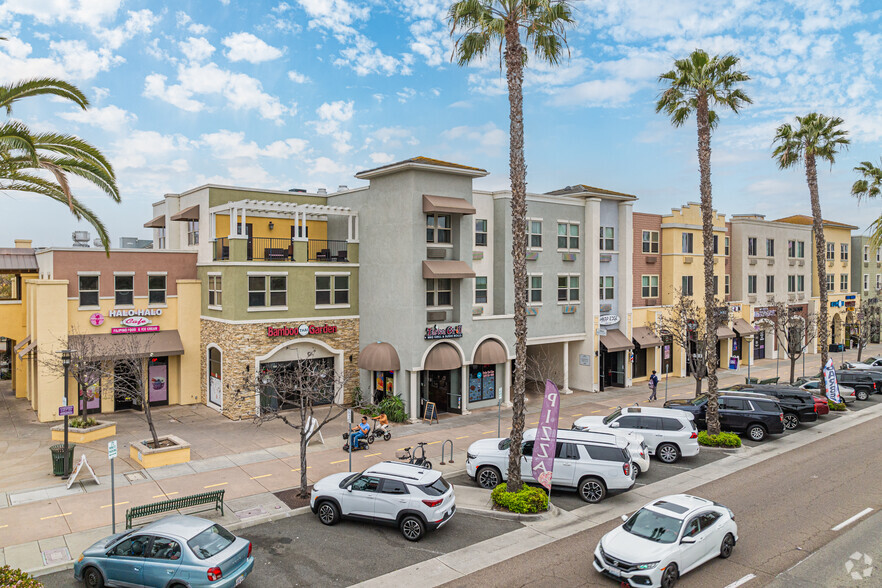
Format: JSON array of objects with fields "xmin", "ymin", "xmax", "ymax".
[
  {"xmin": 310, "ymin": 461, "xmax": 455, "ymax": 541},
  {"xmin": 574, "ymin": 406, "xmax": 699, "ymax": 464},
  {"xmin": 465, "ymin": 428, "xmax": 636, "ymax": 503}
]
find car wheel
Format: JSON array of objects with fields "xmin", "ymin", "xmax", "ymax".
[
  {"xmin": 719, "ymin": 533, "xmax": 735, "ymax": 559},
  {"xmin": 783, "ymin": 413, "xmax": 800, "ymax": 430},
  {"xmin": 83, "ymin": 567, "xmax": 104, "ymax": 588},
  {"xmin": 633, "ymin": 463, "xmax": 641, "ymax": 476},
  {"xmin": 578, "ymin": 476, "xmax": 606, "ymax": 503},
  {"xmin": 383, "ymin": 432, "xmax": 392, "ymax": 441},
  {"xmin": 400, "ymin": 515, "xmax": 425, "ymax": 542},
  {"xmin": 857, "ymin": 389, "xmax": 870, "ymax": 401},
  {"xmin": 477, "ymin": 466, "xmax": 501, "ymax": 489},
  {"xmin": 748, "ymin": 424, "xmax": 766, "ymax": 441},
  {"xmin": 657, "ymin": 443, "xmax": 680, "ymax": 464},
  {"xmin": 367, "ymin": 434, "xmax": 375, "ymax": 444},
  {"xmin": 661, "ymin": 563, "xmax": 679, "ymax": 588},
  {"xmin": 317, "ymin": 501, "xmax": 340, "ymax": 526}
]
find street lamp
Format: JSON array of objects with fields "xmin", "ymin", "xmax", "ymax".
[
  {"xmin": 60, "ymin": 349, "xmax": 72, "ymax": 479},
  {"xmin": 744, "ymin": 334, "xmax": 754, "ymax": 382}
]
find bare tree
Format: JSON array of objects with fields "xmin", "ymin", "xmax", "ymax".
[
  {"xmin": 650, "ymin": 292, "xmax": 709, "ymax": 397},
  {"xmin": 234, "ymin": 350, "xmax": 350, "ymax": 499},
  {"xmin": 107, "ymin": 333, "xmax": 164, "ymax": 448},
  {"xmin": 42, "ymin": 327, "xmax": 115, "ymax": 421},
  {"xmin": 771, "ymin": 301, "xmax": 819, "ymax": 384},
  {"xmin": 852, "ymin": 296, "xmax": 880, "ymax": 362}
]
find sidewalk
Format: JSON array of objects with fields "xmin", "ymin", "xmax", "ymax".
[{"xmin": 0, "ymin": 344, "xmax": 876, "ymax": 575}]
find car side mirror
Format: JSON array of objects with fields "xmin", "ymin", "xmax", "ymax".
[
  {"xmin": 621, "ymin": 514, "xmax": 629, "ymax": 522},
  {"xmin": 346, "ymin": 485, "xmax": 352, "ymax": 492},
  {"xmin": 680, "ymin": 536, "xmax": 696, "ymax": 544},
  {"xmin": 610, "ymin": 422, "xmax": 620, "ymax": 428}
]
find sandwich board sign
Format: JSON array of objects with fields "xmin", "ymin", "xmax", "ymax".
[{"xmin": 66, "ymin": 454, "xmax": 100, "ymax": 489}]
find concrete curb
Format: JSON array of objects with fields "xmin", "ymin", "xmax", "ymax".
[{"xmin": 457, "ymin": 502, "xmax": 559, "ymax": 522}]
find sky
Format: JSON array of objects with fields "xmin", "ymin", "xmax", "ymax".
[{"xmin": 2, "ymin": 0, "xmax": 882, "ymax": 247}]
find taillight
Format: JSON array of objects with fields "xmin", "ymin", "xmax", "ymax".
[
  {"xmin": 689, "ymin": 432, "xmax": 698, "ymax": 439},
  {"xmin": 623, "ymin": 463, "xmax": 630, "ymax": 476},
  {"xmin": 207, "ymin": 567, "xmax": 222, "ymax": 582},
  {"xmin": 422, "ymin": 499, "xmax": 443, "ymax": 507},
  {"xmin": 779, "ymin": 413, "xmax": 784, "ymax": 422},
  {"xmin": 247, "ymin": 542, "xmax": 252, "ymax": 558}
]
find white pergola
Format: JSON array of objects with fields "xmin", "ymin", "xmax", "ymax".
[{"xmin": 208, "ymin": 199, "xmax": 359, "ymax": 242}]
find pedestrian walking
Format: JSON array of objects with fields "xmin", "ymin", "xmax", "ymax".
[{"xmin": 648, "ymin": 370, "xmax": 659, "ymax": 401}]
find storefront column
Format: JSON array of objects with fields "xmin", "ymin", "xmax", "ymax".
[
  {"xmin": 460, "ymin": 365, "xmax": 471, "ymax": 414},
  {"xmin": 409, "ymin": 370, "xmax": 419, "ymax": 420},
  {"xmin": 503, "ymin": 360, "xmax": 512, "ymax": 407},
  {"xmin": 561, "ymin": 341, "xmax": 572, "ymax": 394}
]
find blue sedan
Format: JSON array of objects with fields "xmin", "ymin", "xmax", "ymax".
[{"xmin": 73, "ymin": 515, "xmax": 254, "ymax": 588}]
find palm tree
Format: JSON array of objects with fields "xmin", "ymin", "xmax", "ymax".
[
  {"xmin": 656, "ymin": 50, "xmax": 751, "ymax": 436},
  {"xmin": 449, "ymin": 0, "xmax": 574, "ymax": 491},
  {"xmin": 852, "ymin": 159, "xmax": 882, "ymax": 248},
  {"xmin": 0, "ymin": 78, "xmax": 119, "ymax": 251},
  {"xmin": 772, "ymin": 113, "xmax": 849, "ymax": 370}
]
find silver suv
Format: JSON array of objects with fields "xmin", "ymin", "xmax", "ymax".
[{"xmin": 310, "ymin": 461, "xmax": 455, "ymax": 541}]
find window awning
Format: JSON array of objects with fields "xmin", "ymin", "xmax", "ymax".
[
  {"xmin": 732, "ymin": 318, "xmax": 756, "ymax": 337},
  {"xmin": 632, "ymin": 326, "xmax": 662, "ymax": 348},
  {"xmin": 359, "ymin": 342, "xmax": 401, "ymax": 371},
  {"xmin": 169, "ymin": 205, "xmax": 200, "ymax": 221},
  {"xmin": 422, "ymin": 194, "xmax": 476, "ymax": 215},
  {"xmin": 422, "ymin": 260, "xmax": 476, "ymax": 279},
  {"xmin": 473, "ymin": 339, "xmax": 507, "ymax": 365},
  {"xmin": 69, "ymin": 330, "xmax": 185, "ymax": 359},
  {"xmin": 424, "ymin": 343, "xmax": 462, "ymax": 370},
  {"xmin": 716, "ymin": 325, "xmax": 737, "ymax": 339},
  {"xmin": 600, "ymin": 328, "xmax": 634, "ymax": 352},
  {"xmin": 143, "ymin": 215, "xmax": 166, "ymax": 229},
  {"xmin": 17, "ymin": 339, "xmax": 36, "ymax": 359}
]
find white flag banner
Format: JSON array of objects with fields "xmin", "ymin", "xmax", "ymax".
[{"xmin": 823, "ymin": 359, "xmax": 842, "ymax": 404}]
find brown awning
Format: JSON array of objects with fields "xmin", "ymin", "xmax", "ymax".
[
  {"xmin": 632, "ymin": 326, "xmax": 662, "ymax": 348},
  {"xmin": 69, "ymin": 330, "xmax": 185, "ymax": 359},
  {"xmin": 473, "ymin": 339, "xmax": 507, "ymax": 365},
  {"xmin": 169, "ymin": 205, "xmax": 200, "ymax": 221},
  {"xmin": 732, "ymin": 318, "xmax": 756, "ymax": 337},
  {"xmin": 359, "ymin": 342, "xmax": 400, "ymax": 371},
  {"xmin": 143, "ymin": 215, "xmax": 166, "ymax": 229},
  {"xmin": 716, "ymin": 325, "xmax": 736, "ymax": 339},
  {"xmin": 600, "ymin": 328, "xmax": 634, "ymax": 352},
  {"xmin": 422, "ymin": 260, "xmax": 476, "ymax": 279},
  {"xmin": 424, "ymin": 343, "xmax": 462, "ymax": 370},
  {"xmin": 17, "ymin": 339, "xmax": 36, "ymax": 359},
  {"xmin": 0, "ymin": 248, "xmax": 38, "ymax": 271},
  {"xmin": 422, "ymin": 194, "xmax": 476, "ymax": 215},
  {"xmin": 13, "ymin": 335, "xmax": 30, "ymax": 353}
]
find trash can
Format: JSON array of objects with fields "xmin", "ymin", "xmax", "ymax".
[{"xmin": 50, "ymin": 444, "xmax": 75, "ymax": 477}]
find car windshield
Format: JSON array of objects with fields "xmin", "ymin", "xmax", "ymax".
[
  {"xmin": 187, "ymin": 524, "xmax": 236, "ymax": 560},
  {"xmin": 498, "ymin": 438, "xmax": 511, "ymax": 450},
  {"xmin": 690, "ymin": 394, "xmax": 709, "ymax": 406},
  {"xmin": 603, "ymin": 408, "xmax": 622, "ymax": 425},
  {"xmin": 623, "ymin": 508, "xmax": 683, "ymax": 544}
]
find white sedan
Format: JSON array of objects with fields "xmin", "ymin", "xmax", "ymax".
[
  {"xmin": 594, "ymin": 494, "xmax": 737, "ymax": 588},
  {"xmin": 798, "ymin": 380, "xmax": 856, "ymax": 404}
]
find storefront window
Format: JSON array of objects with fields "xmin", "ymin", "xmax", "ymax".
[
  {"xmin": 79, "ymin": 275, "xmax": 99, "ymax": 307},
  {"xmin": 115, "ymin": 275, "xmax": 134, "ymax": 306},
  {"xmin": 148, "ymin": 275, "xmax": 166, "ymax": 304},
  {"xmin": 0, "ymin": 273, "xmax": 19, "ymax": 300},
  {"xmin": 468, "ymin": 365, "xmax": 497, "ymax": 402},
  {"xmin": 208, "ymin": 347, "xmax": 222, "ymax": 407},
  {"xmin": 373, "ymin": 371, "xmax": 394, "ymax": 404}
]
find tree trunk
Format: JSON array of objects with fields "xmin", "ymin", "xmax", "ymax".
[
  {"xmin": 142, "ymin": 388, "xmax": 161, "ymax": 447},
  {"xmin": 504, "ymin": 22, "xmax": 528, "ymax": 493},
  {"xmin": 805, "ymin": 151, "xmax": 828, "ymax": 370},
  {"xmin": 696, "ymin": 91, "xmax": 721, "ymax": 436},
  {"xmin": 857, "ymin": 342, "xmax": 863, "ymax": 362},
  {"xmin": 789, "ymin": 357, "xmax": 796, "ymax": 384},
  {"xmin": 694, "ymin": 376, "xmax": 702, "ymax": 396},
  {"xmin": 299, "ymin": 425, "xmax": 309, "ymax": 499}
]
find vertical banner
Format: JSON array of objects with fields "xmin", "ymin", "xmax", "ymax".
[
  {"xmin": 531, "ymin": 380, "xmax": 561, "ymax": 489},
  {"xmin": 148, "ymin": 363, "xmax": 168, "ymax": 403},
  {"xmin": 823, "ymin": 359, "xmax": 842, "ymax": 403}
]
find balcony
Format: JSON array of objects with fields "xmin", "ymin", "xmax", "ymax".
[
  {"xmin": 308, "ymin": 240, "xmax": 350, "ymax": 262},
  {"xmin": 212, "ymin": 237, "xmax": 356, "ymax": 262},
  {"xmin": 213, "ymin": 238, "xmax": 229, "ymax": 261}
]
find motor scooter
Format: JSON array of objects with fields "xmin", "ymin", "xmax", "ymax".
[
  {"xmin": 342, "ymin": 431, "xmax": 370, "ymax": 452},
  {"xmin": 368, "ymin": 414, "xmax": 392, "ymax": 443}
]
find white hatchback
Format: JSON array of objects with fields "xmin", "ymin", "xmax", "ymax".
[{"xmin": 594, "ymin": 494, "xmax": 738, "ymax": 588}]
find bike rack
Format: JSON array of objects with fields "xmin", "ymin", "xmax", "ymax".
[{"xmin": 440, "ymin": 439, "xmax": 454, "ymax": 465}]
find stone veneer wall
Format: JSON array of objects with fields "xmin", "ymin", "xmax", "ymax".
[{"xmin": 200, "ymin": 318, "xmax": 360, "ymax": 420}]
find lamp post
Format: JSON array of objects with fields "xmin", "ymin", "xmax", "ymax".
[
  {"xmin": 60, "ymin": 349, "xmax": 72, "ymax": 479},
  {"xmin": 745, "ymin": 334, "xmax": 754, "ymax": 382}
]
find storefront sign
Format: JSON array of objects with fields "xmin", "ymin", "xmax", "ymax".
[
  {"xmin": 579, "ymin": 354, "xmax": 591, "ymax": 366},
  {"xmin": 598, "ymin": 315, "xmax": 620, "ymax": 326},
  {"xmin": 831, "ymin": 300, "xmax": 845, "ymax": 308},
  {"xmin": 120, "ymin": 316, "xmax": 151, "ymax": 328},
  {"xmin": 729, "ymin": 304, "xmax": 742, "ymax": 313},
  {"xmin": 845, "ymin": 301, "xmax": 856, "ymax": 308},
  {"xmin": 846, "ymin": 295, "xmax": 856, "ymax": 300},
  {"xmin": 89, "ymin": 313, "xmax": 104, "ymax": 326},
  {"xmin": 424, "ymin": 324, "xmax": 463, "ymax": 340},
  {"xmin": 266, "ymin": 324, "xmax": 338, "ymax": 337},
  {"xmin": 111, "ymin": 325, "xmax": 160, "ymax": 334},
  {"xmin": 108, "ymin": 308, "xmax": 163, "ymax": 317},
  {"xmin": 754, "ymin": 307, "xmax": 777, "ymax": 319}
]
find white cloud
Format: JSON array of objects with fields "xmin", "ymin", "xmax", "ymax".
[
  {"xmin": 111, "ymin": 130, "xmax": 193, "ymax": 170},
  {"xmin": 309, "ymin": 156, "xmax": 349, "ymax": 175},
  {"xmin": 373, "ymin": 126, "xmax": 419, "ymax": 147},
  {"xmin": 551, "ymin": 79, "xmax": 645, "ymax": 107},
  {"xmin": 310, "ymin": 100, "xmax": 355, "ymax": 153},
  {"xmin": 397, "ymin": 87, "xmax": 417, "ymax": 103},
  {"xmin": 143, "ymin": 73, "xmax": 204, "ymax": 112},
  {"xmin": 179, "ymin": 37, "xmax": 216, "ymax": 63},
  {"xmin": 58, "ymin": 104, "xmax": 136, "ymax": 131},
  {"xmin": 287, "ymin": 70, "xmax": 310, "ymax": 83},
  {"xmin": 94, "ymin": 9, "xmax": 159, "ymax": 50},
  {"xmin": 176, "ymin": 11, "xmax": 211, "ymax": 35},
  {"xmin": 199, "ymin": 130, "xmax": 309, "ymax": 160},
  {"xmin": 49, "ymin": 40, "xmax": 125, "ymax": 80},
  {"xmin": 369, "ymin": 152, "xmax": 395, "ymax": 164},
  {"xmin": 2, "ymin": 0, "xmax": 122, "ymax": 26},
  {"xmin": 442, "ymin": 123, "xmax": 506, "ymax": 150},
  {"xmin": 222, "ymin": 32, "xmax": 284, "ymax": 63},
  {"xmin": 262, "ymin": 138, "xmax": 309, "ymax": 158}
]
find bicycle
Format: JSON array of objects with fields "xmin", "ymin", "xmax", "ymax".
[{"xmin": 396, "ymin": 441, "xmax": 432, "ymax": 469}]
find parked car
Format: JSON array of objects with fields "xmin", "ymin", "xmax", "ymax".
[
  {"xmin": 571, "ymin": 424, "xmax": 651, "ymax": 476},
  {"xmin": 310, "ymin": 461, "xmax": 455, "ymax": 541},
  {"xmin": 73, "ymin": 515, "xmax": 254, "ymax": 588},
  {"xmin": 797, "ymin": 379, "xmax": 856, "ymax": 405},
  {"xmin": 573, "ymin": 406, "xmax": 699, "ymax": 464},
  {"xmin": 721, "ymin": 384, "xmax": 818, "ymax": 430},
  {"xmin": 594, "ymin": 494, "xmax": 738, "ymax": 588},
  {"xmin": 830, "ymin": 370, "xmax": 878, "ymax": 400},
  {"xmin": 664, "ymin": 392, "xmax": 785, "ymax": 441},
  {"xmin": 466, "ymin": 428, "xmax": 635, "ymax": 503},
  {"xmin": 842, "ymin": 356, "xmax": 882, "ymax": 370}
]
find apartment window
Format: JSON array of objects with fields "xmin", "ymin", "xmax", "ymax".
[
  {"xmin": 249, "ymin": 275, "xmax": 287, "ymax": 308},
  {"xmin": 841, "ymin": 274, "xmax": 848, "ymax": 291},
  {"xmin": 713, "ymin": 235, "xmax": 719, "ymax": 254},
  {"xmin": 766, "ymin": 275, "xmax": 774, "ymax": 294},
  {"xmin": 598, "ymin": 276, "xmax": 614, "ymax": 300},
  {"xmin": 208, "ymin": 275, "xmax": 222, "ymax": 307},
  {"xmin": 827, "ymin": 274, "xmax": 835, "ymax": 291},
  {"xmin": 747, "ymin": 237, "xmax": 757, "ymax": 256},
  {"xmin": 797, "ymin": 275, "xmax": 805, "ymax": 292},
  {"xmin": 426, "ymin": 279, "xmax": 452, "ymax": 307},
  {"xmin": 724, "ymin": 237, "xmax": 730, "ymax": 256},
  {"xmin": 788, "ymin": 275, "xmax": 797, "ymax": 293},
  {"xmin": 148, "ymin": 275, "xmax": 166, "ymax": 305},
  {"xmin": 877, "ymin": 274, "xmax": 881, "ymax": 291},
  {"xmin": 826, "ymin": 242, "xmax": 835, "ymax": 260},
  {"xmin": 78, "ymin": 275, "xmax": 99, "ymax": 307},
  {"xmin": 475, "ymin": 276, "xmax": 488, "ymax": 304},
  {"xmin": 682, "ymin": 232, "xmax": 694, "ymax": 254},
  {"xmin": 725, "ymin": 275, "xmax": 730, "ymax": 295},
  {"xmin": 0, "ymin": 274, "xmax": 19, "ymax": 300},
  {"xmin": 641, "ymin": 275, "xmax": 659, "ymax": 298},
  {"xmin": 841, "ymin": 243, "xmax": 849, "ymax": 261},
  {"xmin": 427, "ymin": 214, "xmax": 452, "ymax": 244},
  {"xmin": 475, "ymin": 219, "xmax": 488, "ymax": 247},
  {"xmin": 865, "ymin": 246, "xmax": 869, "ymax": 262},
  {"xmin": 864, "ymin": 273, "xmax": 870, "ymax": 292},
  {"xmin": 560, "ymin": 275, "xmax": 581, "ymax": 302},
  {"xmin": 187, "ymin": 220, "xmax": 199, "ymax": 245},
  {"xmin": 877, "ymin": 248, "xmax": 881, "ymax": 263},
  {"xmin": 528, "ymin": 219, "xmax": 542, "ymax": 249},
  {"xmin": 114, "ymin": 275, "xmax": 134, "ymax": 306},
  {"xmin": 797, "ymin": 241, "xmax": 805, "ymax": 258},
  {"xmin": 681, "ymin": 275, "xmax": 693, "ymax": 296},
  {"xmin": 642, "ymin": 230, "xmax": 659, "ymax": 253},
  {"xmin": 157, "ymin": 228, "xmax": 166, "ymax": 249},
  {"xmin": 766, "ymin": 238, "xmax": 775, "ymax": 257},
  {"xmin": 748, "ymin": 275, "xmax": 757, "ymax": 295},
  {"xmin": 599, "ymin": 227, "xmax": 615, "ymax": 250},
  {"xmin": 528, "ymin": 275, "xmax": 542, "ymax": 304},
  {"xmin": 788, "ymin": 240, "xmax": 797, "ymax": 258},
  {"xmin": 557, "ymin": 222, "xmax": 579, "ymax": 250},
  {"xmin": 713, "ymin": 275, "xmax": 719, "ymax": 295},
  {"xmin": 316, "ymin": 274, "xmax": 349, "ymax": 306}
]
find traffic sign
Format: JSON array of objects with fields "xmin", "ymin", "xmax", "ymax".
[
  {"xmin": 108, "ymin": 440, "xmax": 118, "ymax": 460},
  {"xmin": 58, "ymin": 405, "xmax": 75, "ymax": 416}
]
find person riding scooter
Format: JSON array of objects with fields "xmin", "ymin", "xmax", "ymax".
[
  {"xmin": 372, "ymin": 413, "xmax": 391, "ymax": 441},
  {"xmin": 346, "ymin": 416, "xmax": 370, "ymax": 451}
]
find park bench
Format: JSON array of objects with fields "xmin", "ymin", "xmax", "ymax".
[
  {"xmin": 126, "ymin": 490, "xmax": 225, "ymax": 529},
  {"xmin": 759, "ymin": 377, "xmax": 780, "ymax": 385},
  {"xmin": 745, "ymin": 377, "xmax": 759, "ymax": 384}
]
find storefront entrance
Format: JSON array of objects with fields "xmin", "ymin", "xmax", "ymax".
[
  {"xmin": 113, "ymin": 361, "xmax": 139, "ymax": 411},
  {"xmin": 600, "ymin": 347, "xmax": 626, "ymax": 389},
  {"xmin": 633, "ymin": 347, "xmax": 647, "ymax": 379},
  {"xmin": 754, "ymin": 329, "xmax": 766, "ymax": 360},
  {"xmin": 148, "ymin": 357, "xmax": 169, "ymax": 406},
  {"xmin": 733, "ymin": 336, "xmax": 743, "ymax": 360},
  {"xmin": 421, "ymin": 369, "xmax": 462, "ymax": 414}
]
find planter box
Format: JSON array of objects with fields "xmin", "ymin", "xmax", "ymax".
[
  {"xmin": 130, "ymin": 434, "xmax": 191, "ymax": 469},
  {"xmin": 51, "ymin": 421, "xmax": 116, "ymax": 444}
]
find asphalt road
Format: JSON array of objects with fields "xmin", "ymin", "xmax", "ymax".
[{"xmin": 443, "ymin": 412, "xmax": 882, "ymax": 588}]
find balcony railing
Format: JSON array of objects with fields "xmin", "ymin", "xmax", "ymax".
[
  {"xmin": 213, "ymin": 238, "xmax": 229, "ymax": 261},
  {"xmin": 211, "ymin": 237, "xmax": 351, "ymax": 262},
  {"xmin": 309, "ymin": 239, "xmax": 349, "ymax": 262},
  {"xmin": 249, "ymin": 237, "xmax": 296, "ymax": 261}
]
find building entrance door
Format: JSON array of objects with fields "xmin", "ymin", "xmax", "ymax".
[
  {"xmin": 754, "ymin": 329, "xmax": 766, "ymax": 360},
  {"xmin": 113, "ymin": 361, "xmax": 140, "ymax": 411},
  {"xmin": 427, "ymin": 370, "xmax": 450, "ymax": 413}
]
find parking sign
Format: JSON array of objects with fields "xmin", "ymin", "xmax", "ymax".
[{"xmin": 108, "ymin": 440, "xmax": 118, "ymax": 460}]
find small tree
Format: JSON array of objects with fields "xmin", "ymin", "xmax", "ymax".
[
  {"xmin": 108, "ymin": 333, "xmax": 164, "ymax": 448},
  {"xmin": 650, "ymin": 292, "xmax": 709, "ymax": 398},
  {"xmin": 771, "ymin": 301, "xmax": 819, "ymax": 384},
  {"xmin": 42, "ymin": 329, "xmax": 115, "ymax": 422},
  {"xmin": 235, "ymin": 350, "xmax": 350, "ymax": 498},
  {"xmin": 852, "ymin": 296, "xmax": 880, "ymax": 362}
]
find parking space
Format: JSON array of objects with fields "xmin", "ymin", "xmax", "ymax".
[{"xmin": 741, "ymin": 395, "xmax": 877, "ymax": 447}]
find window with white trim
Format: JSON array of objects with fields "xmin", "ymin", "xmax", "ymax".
[
  {"xmin": 713, "ymin": 275, "xmax": 719, "ymax": 295},
  {"xmin": 475, "ymin": 276, "xmax": 488, "ymax": 304},
  {"xmin": 877, "ymin": 248, "xmax": 881, "ymax": 263},
  {"xmin": 426, "ymin": 279, "xmax": 452, "ymax": 307},
  {"xmin": 725, "ymin": 274, "xmax": 730, "ymax": 295},
  {"xmin": 642, "ymin": 230, "xmax": 659, "ymax": 253},
  {"xmin": 527, "ymin": 219, "xmax": 542, "ymax": 249},
  {"xmin": 797, "ymin": 241, "xmax": 805, "ymax": 258},
  {"xmin": 528, "ymin": 274, "xmax": 542, "ymax": 304},
  {"xmin": 641, "ymin": 275, "xmax": 659, "ymax": 298},
  {"xmin": 148, "ymin": 275, "xmax": 166, "ymax": 305},
  {"xmin": 841, "ymin": 274, "xmax": 848, "ymax": 291},
  {"xmin": 187, "ymin": 220, "xmax": 199, "ymax": 245},
  {"xmin": 827, "ymin": 274, "xmax": 835, "ymax": 291},
  {"xmin": 877, "ymin": 274, "xmax": 881, "ymax": 290},
  {"xmin": 788, "ymin": 275, "xmax": 797, "ymax": 293},
  {"xmin": 114, "ymin": 275, "xmax": 134, "ymax": 306},
  {"xmin": 788, "ymin": 240, "xmax": 797, "ymax": 258},
  {"xmin": 426, "ymin": 214, "xmax": 452, "ymax": 244},
  {"xmin": 748, "ymin": 275, "xmax": 757, "ymax": 295},
  {"xmin": 724, "ymin": 237, "xmax": 730, "ymax": 256},
  {"xmin": 249, "ymin": 275, "xmax": 287, "ymax": 308},
  {"xmin": 713, "ymin": 235, "xmax": 719, "ymax": 254},
  {"xmin": 864, "ymin": 246, "xmax": 869, "ymax": 262},
  {"xmin": 599, "ymin": 227, "xmax": 615, "ymax": 250},
  {"xmin": 766, "ymin": 275, "xmax": 774, "ymax": 293},
  {"xmin": 208, "ymin": 275, "xmax": 222, "ymax": 307},
  {"xmin": 766, "ymin": 238, "xmax": 775, "ymax": 257},
  {"xmin": 826, "ymin": 242, "xmax": 835, "ymax": 260},
  {"xmin": 864, "ymin": 273, "xmax": 869, "ymax": 292},
  {"xmin": 747, "ymin": 237, "xmax": 757, "ymax": 256},
  {"xmin": 598, "ymin": 275, "xmax": 614, "ymax": 300},
  {"xmin": 797, "ymin": 275, "xmax": 805, "ymax": 292},
  {"xmin": 316, "ymin": 274, "xmax": 349, "ymax": 306},
  {"xmin": 557, "ymin": 222, "xmax": 579, "ymax": 250},
  {"xmin": 559, "ymin": 274, "xmax": 580, "ymax": 302},
  {"xmin": 682, "ymin": 232, "xmax": 694, "ymax": 254},
  {"xmin": 78, "ymin": 275, "xmax": 99, "ymax": 307},
  {"xmin": 841, "ymin": 243, "xmax": 848, "ymax": 261}
]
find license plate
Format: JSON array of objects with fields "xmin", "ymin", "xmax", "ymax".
[
  {"xmin": 236, "ymin": 575, "xmax": 245, "ymax": 586},
  {"xmin": 608, "ymin": 567, "xmax": 620, "ymax": 577}
]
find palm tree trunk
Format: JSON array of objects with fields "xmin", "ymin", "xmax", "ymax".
[
  {"xmin": 696, "ymin": 92, "xmax": 721, "ymax": 436},
  {"xmin": 504, "ymin": 21, "xmax": 527, "ymax": 493},
  {"xmin": 805, "ymin": 151, "xmax": 828, "ymax": 369}
]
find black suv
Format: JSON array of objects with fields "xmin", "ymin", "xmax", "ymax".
[
  {"xmin": 835, "ymin": 370, "xmax": 881, "ymax": 400},
  {"xmin": 722, "ymin": 385, "xmax": 818, "ymax": 429},
  {"xmin": 664, "ymin": 392, "xmax": 785, "ymax": 441}
]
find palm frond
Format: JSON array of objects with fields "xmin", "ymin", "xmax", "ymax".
[
  {"xmin": 0, "ymin": 78, "xmax": 89, "ymax": 115},
  {"xmin": 851, "ymin": 159, "xmax": 882, "ymax": 202}
]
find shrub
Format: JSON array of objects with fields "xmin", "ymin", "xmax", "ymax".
[
  {"xmin": 698, "ymin": 430, "xmax": 742, "ymax": 448},
  {"xmin": 491, "ymin": 483, "xmax": 549, "ymax": 514},
  {"xmin": 69, "ymin": 416, "xmax": 98, "ymax": 429},
  {"xmin": 361, "ymin": 394, "xmax": 408, "ymax": 423},
  {"xmin": 828, "ymin": 401, "xmax": 847, "ymax": 411},
  {"xmin": 0, "ymin": 565, "xmax": 42, "ymax": 587}
]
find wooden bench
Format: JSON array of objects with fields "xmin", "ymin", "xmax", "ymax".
[
  {"xmin": 759, "ymin": 377, "xmax": 780, "ymax": 385},
  {"xmin": 126, "ymin": 490, "xmax": 225, "ymax": 529}
]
